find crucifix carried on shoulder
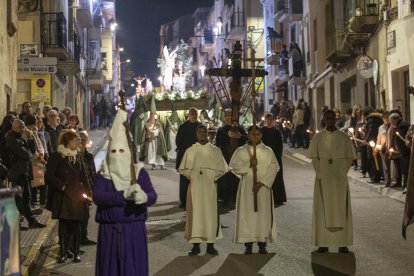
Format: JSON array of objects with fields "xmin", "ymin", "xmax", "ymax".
[{"xmin": 206, "ymin": 41, "xmax": 267, "ymax": 212}]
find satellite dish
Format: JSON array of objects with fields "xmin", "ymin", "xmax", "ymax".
[
  {"xmin": 356, "ymin": 55, "xmax": 374, "ymax": 79},
  {"xmin": 373, "ymin": 60, "xmax": 379, "ymax": 86}
]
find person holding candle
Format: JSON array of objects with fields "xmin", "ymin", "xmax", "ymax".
[
  {"xmin": 363, "ymin": 107, "xmax": 383, "ymax": 184},
  {"xmin": 377, "ymin": 112, "xmax": 391, "ymax": 187},
  {"xmin": 45, "ymin": 130, "xmax": 91, "ymax": 263},
  {"xmin": 388, "ymin": 112, "xmax": 410, "ymax": 192}
]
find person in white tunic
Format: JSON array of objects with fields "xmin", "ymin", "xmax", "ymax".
[
  {"xmin": 139, "ymin": 97, "xmax": 168, "ymax": 169},
  {"xmin": 308, "ymin": 110, "xmax": 356, "ymax": 254},
  {"xmin": 179, "ymin": 125, "xmax": 228, "ymax": 256},
  {"xmin": 229, "ymin": 126, "xmax": 279, "ymax": 254}
]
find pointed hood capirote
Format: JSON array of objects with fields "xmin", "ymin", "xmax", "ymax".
[
  {"xmin": 150, "ymin": 95, "xmax": 157, "ymax": 113},
  {"xmin": 101, "ymin": 109, "xmax": 143, "ymax": 191}
]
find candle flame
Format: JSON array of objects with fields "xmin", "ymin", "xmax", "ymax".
[
  {"xmin": 369, "ymin": 141, "xmax": 376, "ymax": 147},
  {"xmin": 376, "ymin": 144, "xmax": 382, "ymax": 150},
  {"xmin": 358, "ymin": 127, "xmax": 363, "ymax": 132},
  {"xmin": 315, "ymin": 130, "xmax": 320, "ymax": 134},
  {"xmin": 348, "ymin": 128, "xmax": 354, "ymax": 133},
  {"xmin": 83, "ymin": 193, "xmax": 92, "ymax": 202}
]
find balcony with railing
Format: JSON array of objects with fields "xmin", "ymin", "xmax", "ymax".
[
  {"xmin": 41, "ymin": 12, "xmax": 68, "ymax": 59},
  {"xmin": 346, "ymin": 0, "xmax": 380, "ymax": 48},
  {"xmin": 85, "ymin": 48, "xmax": 101, "ymax": 74},
  {"xmin": 326, "ymin": 20, "xmax": 353, "ymax": 65},
  {"xmin": 274, "ymin": 0, "xmax": 303, "ymax": 22},
  {"xmin": 56, "ymin": 32, "xmax": 81, "ymax": 76},
  {"xmin": 226, "ymin": 11, "xmax": 245, "ymax": 40}
]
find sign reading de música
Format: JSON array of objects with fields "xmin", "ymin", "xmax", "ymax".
[
  {"xmin": 31, "ymin": 74, "xmax": 51, "ymax": 103},
  {"xmin": 17, "ymin": 57, "xmax": 57, "ymax": 74}
]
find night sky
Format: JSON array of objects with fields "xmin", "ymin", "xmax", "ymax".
[{"xmin": 116, "ymin": 0, "xmax": 214, "ymax": 85}]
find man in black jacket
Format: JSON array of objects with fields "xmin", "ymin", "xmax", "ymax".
[
  {"xmin": 216, "ymin": 109, "xmax": 247, "ymax": 206},
  {"xmin": 6, "ymin": 119, "xmax": 45, "ymax": 228},
  {"xmin": 389, "ymin": 113, "xmax": 410, "ymax": 192},
  {"xmin": 176, "ymin": 107, "xmax": 201, "ymax": 208},
  {"xmin": 363, "ymin": 107, "xmax": 384, "ymax": 183}
]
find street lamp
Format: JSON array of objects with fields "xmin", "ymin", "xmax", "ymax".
[
  {"xmin": 121, "ymin": 59, "xmax": 131, "ymax": 64},
  {"xmin": 119, "ymin": 47, "xmax": 124, "ymax": 52}
]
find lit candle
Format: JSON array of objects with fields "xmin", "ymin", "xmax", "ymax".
[
  {"xmin": 307, "ymin": 129, "xmax": 313, "ymax": 134},
  {"xmin": 83, "ymin": 193, "xmax": 93, "ymax": 202},
  {"xmin": 396, "ymin": 131, "xmax": 408, "ymax": 144},
  {"xmin": 315, "ymin": 130, "xmax": 320, "ymax": 134},
  {"xmin": 376, "ymin": 144, "xmax": 382, "ymax": 151},
  {"xmin": 369, "ymin": 140, "xmax": 380, "ymax": 171},
  {"xmin": 348, "ymin": 127, "xmax": 354, "ymax": 134}
]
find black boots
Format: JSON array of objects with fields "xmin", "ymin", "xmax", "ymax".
[
  {"xmin": 73, "ymin": 223, "xmax": 81, "ymax": 263},
  {"xmin": 338, "ymin": 247, "xmax": 349, "ymax": 253},
  {"xmin": 188, "ymin": 243, "xmax": 201, "ymax": 256},
  {"xmin": 257, "ymin": 242, "xmax": 268, "ymax": 254},
  {"xmin": 206, "ymin": 243, "xmax": 218, "ymax": 255},
  {"xmin": 57, "ymin": 221, "xmax": 69, "ymax": 263},
  {"xmin": 317, "ymin": 247, "xmax": 329, "ymax": 253},
  {"xmin": 244, "ymin": 242, "xmax": 253, "ymax": 254}
]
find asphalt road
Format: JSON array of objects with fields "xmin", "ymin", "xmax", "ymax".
[{"xmin": 35, "ymin": 149, "xmax": 414, "ymax": 276}]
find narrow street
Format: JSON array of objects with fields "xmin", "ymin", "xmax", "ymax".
[{"xmin": 34, "ymin": 148, "xmax": 414, "ymax": 276}]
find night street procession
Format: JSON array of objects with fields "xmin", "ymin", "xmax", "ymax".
[{"xmin": 2, "ymin": 0, "xmax": 414, "ymax": 275}]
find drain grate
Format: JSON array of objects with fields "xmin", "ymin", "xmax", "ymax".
[{"xmin": 146, "ymin": 218, "xmax": 184, "ymax": 225}]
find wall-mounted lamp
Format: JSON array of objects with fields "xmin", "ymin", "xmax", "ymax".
[
  {"xmin": 199, "ymin": 65, "xmax": 206, "ymax": 77},
  {"xmin": 216, "ymin": 17, "xmax": 223, "ymax": 34},
  {"xmin": 355, "ymin": 7, "xmax": 363, "ymax": 16}
]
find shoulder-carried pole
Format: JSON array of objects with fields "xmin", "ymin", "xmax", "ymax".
[
  {"xmin": 250, "ymin": 49, "xmax": 258, "ymax": 213},
  {"xmin": 118, "ymin": 90, "xmax": 138, "ymax": 185}
]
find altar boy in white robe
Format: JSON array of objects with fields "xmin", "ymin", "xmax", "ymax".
[
  {"xmin": 308, "ymin": 109, "xmax": 356, "ymax": 253},
  {"xmin": 229, "ymin": 125, "xmax": 279, "ymax": 254},
  {"xmin": 179, "ymin": 125, "xmax": 228, "ymax": 256}
]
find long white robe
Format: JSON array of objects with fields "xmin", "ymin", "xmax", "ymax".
[
  {"xmin": 179, "ymin": 142, "xmax": 228, "ymax": 243},
  {"xmin": 229, "ymin": 143, "xmax": 279, "ymax": 243},
  {"xmin": 146, "ymin": 123, "xmax": 165, "ymax": 166},
  {"xmin": 308, "ymin": 129, "xmax": 356, "ymax": 247}
]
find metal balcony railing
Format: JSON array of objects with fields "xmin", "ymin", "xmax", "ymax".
[
  {"xmin": 351, "ymin": 0, "xmax": 380, "ymax": 16},
  {"xmin": 41, "ymin": 12, "xmax": 68, "ymax": 50},
  {"xmin": 230, "ymin": 11, "xmax": 245, "ymax": 29},
  {"xmin": 275, "ymin": 0, "xmax": 303, "ymax": 18},
  {"xmin": 86, "ymin": 48, "xmax": 100, "ymax": 70}
]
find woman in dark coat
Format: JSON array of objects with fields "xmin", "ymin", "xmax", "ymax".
[
  {"xmin": 45, "ymin": 130, "xmax": 91, "ymax": 263},
  {"xmin": 261, "ymin": 113, "xmax": 287, "ymax": 206}
]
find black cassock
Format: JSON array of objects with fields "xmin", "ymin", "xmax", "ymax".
[{"xmin": 261, "ymin": 126, "xmax": 287, "ymax": 206}]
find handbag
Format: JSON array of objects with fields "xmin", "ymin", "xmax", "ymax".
[{"xmin": 31, "ymin": 163, "xmax": 45, "ymax": 187}]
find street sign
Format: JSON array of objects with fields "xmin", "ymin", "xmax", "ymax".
[
  {"xmin": 17, "ymin": 57, "xmax": 57, "ymax": 66},
  {"xmin": 18, "ymin": 65, "xmax": 57, "ymax": 74}
]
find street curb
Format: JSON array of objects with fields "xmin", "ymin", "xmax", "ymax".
[
  {"xmin": 285, "ymin": 148, "xmax": 406, "ymax": 204},
  {"xmin": 21, "ymin": 217, "xmax": 57, "ymax": 276},
  {"xmin": 20, "ymin": 129, "xmax": 109, "ymax": 275}
]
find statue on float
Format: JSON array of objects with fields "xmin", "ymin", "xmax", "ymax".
[{"xmin": 130, "ymin": 76, "xmax": 148, "ymax": 149}]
